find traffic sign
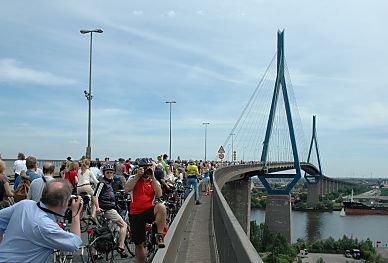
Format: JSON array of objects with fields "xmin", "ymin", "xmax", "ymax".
[
  {"xmin": 218, "ymin": 146, "xmax": 225, "ymax": 153},
  {"xmin": 218, "ymin": 153, "xmax": 225, "ymax": 159}
]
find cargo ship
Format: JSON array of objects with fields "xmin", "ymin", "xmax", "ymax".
[{"xmin": 343, "ymin": 201, "xmax": 388, "ymax": 215}]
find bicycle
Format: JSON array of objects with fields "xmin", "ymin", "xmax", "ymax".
[
  {"xmin": 115, "ymin": 189, "xmax": 136, "ymax": 257},
  {"xmin": 144, "ymin": 222, "xmax": 157, "ymax": 263},
  {"xmin": 50, "ymin": 222, "xmax": 89, "ymax": 263},
  {"xmin": 87, "ymin": 212, "xmax": 134, "ymax": 262},
  {"xmin": 79, "ymin": 192, "xmax": 95, "ymax": 233}
]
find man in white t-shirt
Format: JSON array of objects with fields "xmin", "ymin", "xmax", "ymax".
[
  {"xmin": 13, "ymin": 152, "xmax": 27, "ymax": 180},
  {"xmin": 89, "ymin": 161, "xmax": 102, "ymax": 179}
]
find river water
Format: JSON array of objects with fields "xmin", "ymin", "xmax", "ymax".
[{"xmin": 251, "ymin": 209, "xmax": 388, "ymax": 246}]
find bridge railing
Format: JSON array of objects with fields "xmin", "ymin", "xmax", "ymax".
[
  {"xmin": 213, "ymin": 164, "xmax": 263, "ymax": 263},
  {"xmin": 152, "ymin": 191, "xmax": 195, "ymax": 262}
]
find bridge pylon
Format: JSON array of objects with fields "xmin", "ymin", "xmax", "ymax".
[
  {"xmin": 259, "ymin": 30, "xmax": 302, "ymax": 195},
  {"xmin": 304, "ymin": 115, "xmax": 323, "ymax": 184}
]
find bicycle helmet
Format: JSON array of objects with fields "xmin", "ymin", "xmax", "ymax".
[
  {"xmin": 137, "ymin": 158, "xmax": 153, "ymax": 167},
  {"xmin": 103, "ymin": 163, "xmax": 114, "ymax": 172}
]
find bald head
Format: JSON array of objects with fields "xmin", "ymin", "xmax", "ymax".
[
  {"xmin": 43, "ymin": 162, "xmax": 55, "ymax": 175},
  {"xmin": 40, "ymin": 179, "xmax": 72, "ymax": 207}
]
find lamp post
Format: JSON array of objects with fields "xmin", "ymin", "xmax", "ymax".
[
  {"xmin": 202, "ymin": 122, "xmax": 210, "ymax": 161},
  {"xmin": 230, "ymin": 133, "xmax": 235, "ymax": 162},
  {"xmin": 80, "ymin": 28, "xmax": 103, "ymax": 159},
  {"xmin": 165, "ymin": 101, "xmax": 176, "ymax": 160}
]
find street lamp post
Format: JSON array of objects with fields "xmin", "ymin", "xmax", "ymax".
[
  {"xmin": 166, "ymin": 101, "xmax": 176, "ymax": 160},
  {"xmin": 80, "ymin": 28, "xmax": 103, "ymax": 159},
  {"xmin": 230, "ymin": 133, "xmax": 235, "ymax": 162},
  {"xmin": 202, "ymin": 122, "xmax": 210, "ymax": 161}
]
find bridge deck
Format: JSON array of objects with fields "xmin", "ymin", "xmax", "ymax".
[{"xmin": 173, "ymin": 193, "xmax": 214, "ymax": 263}]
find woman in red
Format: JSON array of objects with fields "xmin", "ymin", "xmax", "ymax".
[{"xmin": 64, "ymin": 161, "xmax": 78, "ymax": 193}]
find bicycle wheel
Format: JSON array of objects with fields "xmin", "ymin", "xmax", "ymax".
[
  {"xmin": 78, "ymin": 245, "xmax": 90, "ymax": 263},
  {"xmin": 145, "ymin": 224, "xmax": 157, "ymax": 263},
  {"xmin": 88, "ymin": 229, "xmax": 115, "ymax": 263},
  {"xmin": 124, "ymin": 226, "xmax": 135, "ymax": 257}
]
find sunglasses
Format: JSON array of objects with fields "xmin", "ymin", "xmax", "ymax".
[{"xmin": 105, "ymin": 171, "xmax": 114, "ymax": 174}]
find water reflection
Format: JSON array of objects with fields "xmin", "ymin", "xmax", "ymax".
[
  {"xmin": 305, "ymin": 212, "xmax": 322, "ymax": 243},
  {"xmin": 251, "ymin": 209, "xmax": 388, "ymax": 244}
]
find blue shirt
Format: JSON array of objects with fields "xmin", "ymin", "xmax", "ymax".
[
  {"xmin": 0, "ymin": 200, "xmax": 82, "ymax": 263},
  {"xmin": 13, "ymin": 170, "xmax": 40, "ymax": 190}
]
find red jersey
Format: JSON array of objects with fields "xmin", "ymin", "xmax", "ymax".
[{"xmin": 130, "ymin": 177, "xmax": 156, "ymax": 215}]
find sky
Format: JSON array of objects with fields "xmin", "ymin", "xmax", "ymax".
[{"xmin": 0, "ymin": 1, "xmax": 387, "ymax": 178}]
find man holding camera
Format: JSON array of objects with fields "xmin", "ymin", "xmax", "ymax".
[
  {"xmin": 0, "ymin": 179, "xmax": 83, "ymax": 262},
  {"xmin": 125, "ymin": 158, "xmax": 167, "ymax": 263}
]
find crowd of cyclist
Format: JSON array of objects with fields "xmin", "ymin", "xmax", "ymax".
[{"xmin": 0, "ymin": 152, "xmax": 219, "ymax": 262}]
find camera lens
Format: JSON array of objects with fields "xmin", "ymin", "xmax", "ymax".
[
  {"xmin": 68, "ymin": 195, "xmax": 78, "ymax": 206},
  {"xmin": 144, "ymin": 168, "xmax": 153, "ymax": 176}
]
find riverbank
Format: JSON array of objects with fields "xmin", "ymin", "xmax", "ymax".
[
  {"xmin": 376, "ymin": 248, "xmax": 388, "ymax": 260},
  {"xmin": 292, "ymin": 207, "xmax": 342, "ymax": 212}
]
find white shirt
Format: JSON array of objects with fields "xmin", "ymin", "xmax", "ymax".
[
  {"xmin": 77, "ymin": 168, "xmax": 98, "ymax": 186},
  {"xmin": 36, "ymin": 167, "xmax": 43, "ymax": 177},
  {"xmin": 177, "ymin": 173, "xmax": 183, "ymax": 183},
  {"xmin": 13, "ymin": 160, "xmax": 26, "ymax": 175},
  {"xmin": 165, "ymin": 173, "xmax": 175, "ymax": 182},
  {"xmin": 90, "ymin": 167, "xmax": 102, "ymax": 179}
]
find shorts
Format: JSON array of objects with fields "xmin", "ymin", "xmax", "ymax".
[
  {"xmin": 104, "ymin": 209, "xmax": 124, "ymax": 223},
  {"xmin": 202, "ymin": 177, "xmax": 210, "ymax": 186},
  {"xmin": 77, "ymin": 184, "xmax": 94, "ymax": 196},
  {"xmin": 130, "ymin": 206, "xmax": 155, "ymax": 245}
]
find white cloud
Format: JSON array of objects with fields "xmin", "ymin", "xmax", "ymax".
[
  {"xmin": 132, "ymin": 10, "xmax": 143, "ymax": 16},
  {"xmin": 69, "ymin": 140, "xmax": 80, "ymax": 145},
  {"xmin": 167, "ymin": 10, "xmax": 176, "ymax": 17},
  {"xmin": 196, "ymin": 10, "xmax": 204, "ymax": 16},
  {"xmin": 0, "ymin": 58, "xmax": 78, "ymax": 86}
]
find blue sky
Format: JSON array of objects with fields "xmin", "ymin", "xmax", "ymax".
[{"xmin": 0, "ymin": 1, "xmax": 387, "ymax": 178}]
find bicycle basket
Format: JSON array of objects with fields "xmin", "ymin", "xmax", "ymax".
[{"xmin": 93, "ymin": 226, "xmax": 115, "ymax": 253}]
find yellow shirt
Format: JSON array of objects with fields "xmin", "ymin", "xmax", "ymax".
[{"xmin": 186, "ymin": 164, "xmax": 199, "ymax": 176}]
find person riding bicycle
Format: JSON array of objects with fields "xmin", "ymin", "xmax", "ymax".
[
  {"xmin": 94, "ymin": 163, "xmax": 128, "ymax": 258},
  {"xmin": 125, "ymin": 158, "xmax": 167, "ymax": 263}
]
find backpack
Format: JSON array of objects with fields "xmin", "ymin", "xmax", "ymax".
[
  {"xmin": 14, "ymin": 178, "xmax": 30, "ymax": 202},
  {"xmin": 0, "ymin": 180, "xmax": 10, "ymax": 208}
]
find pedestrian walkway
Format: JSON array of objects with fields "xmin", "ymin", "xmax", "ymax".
[{"xmin": 173, "ymin": 193, "xmax": 214, "ymax": 263}]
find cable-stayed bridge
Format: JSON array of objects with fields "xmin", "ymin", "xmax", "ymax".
[
  {"xmin": 154, "ymin": 30, "xmax": 354, "ymax": 263},
  {"xmin": 151, "ymin": 30, "xmax": 355, "ymax": 263}
]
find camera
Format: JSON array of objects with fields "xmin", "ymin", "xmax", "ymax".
[
  {"xmin": 144, "ymin": 168, "xmax": 153, "ymax": 176},
  {"xmin": 68, "ymin": 195, "xmax": 78, "ymax": 207},
  {"xmin": 64, "ymin": 195, "xmax": 82, "ymax": 223}
]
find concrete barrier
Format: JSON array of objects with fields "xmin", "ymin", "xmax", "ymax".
[
  {"xmin": 152, "ymin": 191, "xmax": 195, "ymax": 263},
  {"xmin": 213, "ymin": 182, "xmax": 263, "ymax": 263}
]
